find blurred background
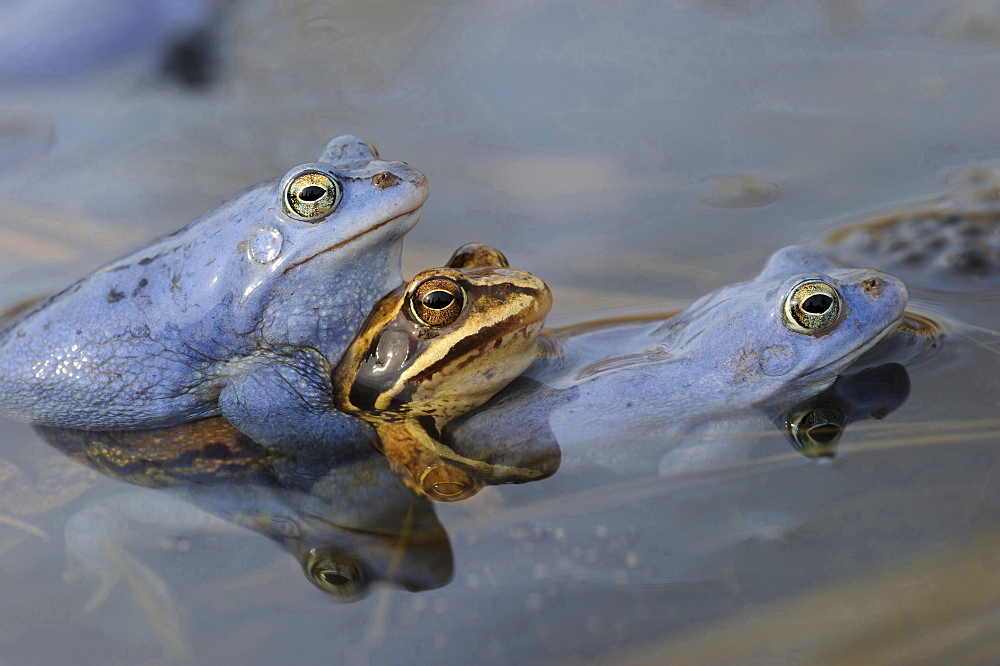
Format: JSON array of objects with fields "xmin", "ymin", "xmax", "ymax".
[{"xmin": 4, "ymin": 0, "xmax": 1000, "ymax": 314}]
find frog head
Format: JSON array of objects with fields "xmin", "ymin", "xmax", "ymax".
[
  {"xmin": 255, "ymin": 136, "xmax": 428, "ymax": 272},
  {"xmin": 668, "ymin": 245, "xmax": 908, "ymax": 403},
  {"xmin": 229, "ymin": 136, "xmax": 429, "ymax": 346},
  {"xmin": 104, "ymin": 135, "xmax": 431, "ymax": 355},
  {"xmin": 336, "ymin": 242, "xmax": 551, "ymax": 417}
]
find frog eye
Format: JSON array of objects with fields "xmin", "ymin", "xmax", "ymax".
[
  {"xmin": 782, "ymin": 279, "xmax": 842, "ymax": 333},
  {"xmin": 284, "ymin": 170, "xmax": 342, "ymax": 221},
  {"xmin": 409, "ymin": 276, "xmax": 465, "ymax": 327},
  {"xmin": 304, "ymin": 549, "xmax": 368, "ymax": 601},
  {"xmin": 419, "ymin": 464, "xmax": 480, "ymax": 501},
  {"xmin": 785, "ymin": 405, "xmax": 845, "ymax": 458}
]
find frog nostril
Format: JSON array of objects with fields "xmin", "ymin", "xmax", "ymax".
[
  {"xmin": 863, "ymin": 278, "xmax": 882, "ymax": 297},
  {"xmin": 371, "ymin": 172, "xmax": 398, "ymax": 189}
]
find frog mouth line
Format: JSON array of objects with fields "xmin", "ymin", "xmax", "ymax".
[
  {"xmin": 801, "ymin": 315, "xmax": 903, "ymax": 380},
  {"xmin": 281, "ymin": 207, "xmax": 422, "ymax": 275}
]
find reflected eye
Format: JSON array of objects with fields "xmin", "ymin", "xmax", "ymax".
[
  {"xmin": 409, "ymin": 277, "xmax": 465, "ymax": 327},
  {"xmin": 305, "ymin": 550, "xmax": 367, "ymax": 601},
  {"xmin": 284, "ymin": 171, "xmax": 341, "ymax": 221},
  {"xmin": 419, "ymin": 464, "xmax": 480, "ymax": 502},
  {"xmin": 782, "ymin": 279, "xmax": 842, "ymax": 333},
  {"xmin": 785, "ymin": 405, "xmax": 846, "ymax": 458}
]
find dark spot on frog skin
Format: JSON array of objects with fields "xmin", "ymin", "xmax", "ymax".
[
  {"xmin": 107, "ymin": 288, "xmax": 126, "ymax": 303},
  {"xmin": 109, "ymin": 264, "xmax": 131, "ymax": 272},
  {"xmin": 138, "ymin": 256, "xmax": 157, "ymax": 266},
  {"xmin": 131, "ymin": 278, "xmax": 148, "ymax": 297},
  {"xmin": 170, "ymin": 274, "xmax": 181, "ymax": 291}
]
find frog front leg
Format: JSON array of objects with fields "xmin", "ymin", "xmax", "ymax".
[{"xmin": 216, "ymin": 346, "xmax": 374, "ymax": 455}]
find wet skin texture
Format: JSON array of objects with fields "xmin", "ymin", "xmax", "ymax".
[
  {"xmin": 448, "ymin": 246, "xmax": 909, "ymax": 457},
  {"xmin": 0, "ymin": 136, "xmax": 429, "ymax": 450}
]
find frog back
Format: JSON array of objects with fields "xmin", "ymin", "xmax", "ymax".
[{"xmin": 0, "ymin": 187, "xmax": 273, "ymax": 429}]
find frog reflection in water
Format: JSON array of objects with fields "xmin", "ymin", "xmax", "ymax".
[
  {"xmin": 333, "ymin": 243, "xmax": 553, "ymax": 501},
  {"xmin": 444, "ymin": 246, "xmax": 909, "ymax": 471},
  {"xmin": 780, "ymin": 362, "xmax": 910, "ymax": 458},
  {"xmin": 38, "ymin": 418, "xmax": 452, "ymax": 605},
  {"xmin": 0, "ymin": 136, "xmax": 428, "ymax": 451},
  {"xmin": 31, "ymin": 360, "xmax": 911, "ymax": 622}
]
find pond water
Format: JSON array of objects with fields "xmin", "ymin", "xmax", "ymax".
[{"xmin": 2, "ymin": 0, "xmax": 1000, "ymax": 663}]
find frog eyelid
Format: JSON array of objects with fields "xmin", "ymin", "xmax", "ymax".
[
  {"xmin": 280, "ymin": 165, "xmax": 343, "ymax": 222},
  {"xmin": 781, "ymin": 277, "xmax": 843, "ymax": 334}
]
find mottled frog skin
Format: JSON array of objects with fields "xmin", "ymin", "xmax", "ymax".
[
  {"xmin": 447, "ymin": 246, "xmax": 909, "ymax": 469},
  {"xmin": 0, "ymin": 136, "xmax": 429, "ymax": 449}
]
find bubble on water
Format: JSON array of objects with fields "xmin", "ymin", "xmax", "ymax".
[
  {"xmin": 700, "ymin": 173, "xmax": 782, "ymax": 208},
  {"xmin": 249, "ymin": 227, "xmax": 283, "ymax": 263}
]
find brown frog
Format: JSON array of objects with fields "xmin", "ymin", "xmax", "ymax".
[{"xmin": 332, "ymin": 243, "xmax": 553, "ymax": 501}]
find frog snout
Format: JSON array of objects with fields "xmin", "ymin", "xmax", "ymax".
[{"xmin": 860, "ymin": 271, "xmax": 908, "ymax": 316}]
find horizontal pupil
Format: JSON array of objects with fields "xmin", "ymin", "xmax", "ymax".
[
  {"xmin": 802, "ymin": 293, "xmax": 832, "ymax": 314},
  {"xmin": 422, "ymin": 290, "xmax": 455, "ymax": 309},
  {"xmin": 807, "ymin": 423, "xmax": 840, "ymax": 444},
  {"xmin": 299, "ymin": 185, "xmax": 327, "ymax": 202}
]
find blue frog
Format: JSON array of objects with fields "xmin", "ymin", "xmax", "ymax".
[
  {"xmin": 444, "ymin": 246, "xmax": 910, "ymax": 473},
  {"xmin": 0, "ymin": 136, "xmax": 428, "ymax": 450}
]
